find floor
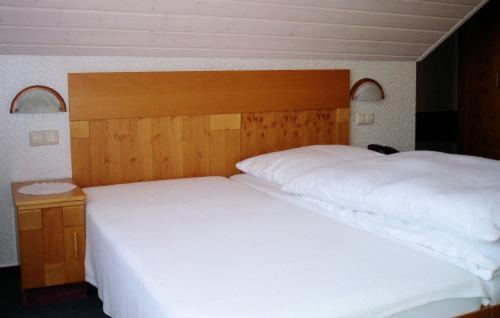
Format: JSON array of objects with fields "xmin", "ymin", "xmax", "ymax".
[{"xmin": 0, "ymin": 267, "xmax": 109, "ymax": 318}]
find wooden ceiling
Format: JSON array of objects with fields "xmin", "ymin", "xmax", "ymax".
[{"xmin": 0, "ymin": 0, "xmax": 488, "ymax": 61}]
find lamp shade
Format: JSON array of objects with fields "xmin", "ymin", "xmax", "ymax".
[
  {"xmin": 350, "ymin": 78, "xmax": 384, "ymax": 101},
  {"xmin": 10, "ymin": 85, "xmax": 66, "ymax": 113}
]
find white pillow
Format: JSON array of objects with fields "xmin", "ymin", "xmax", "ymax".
[
  {"xmin": 235, "ymin": 145, "xmax": 382, "ymax": 185},
  {"xmin": 282, "ymin": 151, "xmax": 500, "ymax": 242}
]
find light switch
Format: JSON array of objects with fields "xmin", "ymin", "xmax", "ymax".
[
  {"xmin": 355, "ymin": 112, "xmax": 375, "ymax": 125},
  {"xmin": 365, "ymin": 113, "xmax": 375, "ymax": 124},
  {"xmin": 30, "ymin": 130, "xmax": 59, "ymax": 146},
  {"xmin": 356, "ymin": 113, "xmax": 365, "ymax": 125},
  {"xmin": 45, "ymin": 130, "xmax": 58, "ymax": 143}
]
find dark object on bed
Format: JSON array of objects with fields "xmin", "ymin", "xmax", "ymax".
[{"xmin": 368, "ymin": 144, "xmax": 399, "ymax": 155}]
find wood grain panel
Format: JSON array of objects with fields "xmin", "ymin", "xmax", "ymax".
[
  {"xmin": 63, "ymin": 205, "xmax": 85, "ymax": 227},
  {"xmin": 44, "ymin": 263, "xmax": 66, "ymax": 287},
  {"xmin": 68, "ymin": 70, "xmax": 349, "ymax": 120},
  {"xmin": 209, "ymin": 129, "xmax": 241, "ymax": 177},
  {"xmin": 90, "ymin": 118, "xmax": 155, "ymax": 185},
  {"xmin": 119, "ymin": 118, "xmax": 153, "ymax": 183},
  {"xmin": 18, "ymin": 209, "xmax": 42, "ymax": 231},
  {"xmin": 209, "ymin": 113, "xmax": 241, "ymax": 131},
  {"xmin": 181, "ymin": 116, "xmax": 210, "ymax": 177},
  {"xmin": 42, "ymin": 208, "xmax": 64, "ymax": 264},
  {"xmin": 89, "ymin": 115, "xmax": 210, "ymax": 185},
  {"xmin": 336, "ymin": 108, "xmax": 350, "ymax": 145},
  {"xmin": 225, "ymin": 129, "xmax": 241, "ymax": 176},
  {"xmin": 151, "ymin": 116, "xmax": 184, "ymax": 180},
  {"xmin": 70, "ymin": 121, "xmax": 89, "ymax": 138},
  {"xmin": 19, "ymin": 230, "xmax": 44, "ymax": 289},
  {"xmin": 273, "ymin": 111, "xmax": 309, "ymax": 150},
  {"xmin": 225, "ymin": 114, "xmax": 241, "ymax": 130},
  {"xmin": 209, "ymin": 113, "xmax": 241, "ymax": 176},
  {"xmin": 209, "ymin": 114, "xmax": 226, "ymax": 131},
  {"xmin": 64, "ymin": 226, "xmax": 85, "ymax": 283},
  {"xmin": 89, "ymin": 120, "xmax": 119, "ymax": 186},
  {"xmin": 42, "ymin": 207, "xmax": 66, "ymax": 286},
  {"xmin": 209, "ymin": 130, "xmax": 227, "ymax": 176},
  {"xmin": 71, "ymin": 138, "xmax": 91, "ymax": 187},
  {"xmin": 240, "ymin": 109, "xmax": 337, "ymax": 160},
  {"xmin": 240, "ymin": 111, "xmax": 275, "ymax": 159},
  {"xmin": 305, "ymin": 110, "xmax": 333, "ymax": 145}
]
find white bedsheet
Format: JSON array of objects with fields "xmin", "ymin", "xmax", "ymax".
[
  {"xmin": 231, "ymin": 173, "xmax": 500, "ymax": 306},
  {"xmin": 85, "ymin": 177, "xmax": 489, "ymax": 318}
]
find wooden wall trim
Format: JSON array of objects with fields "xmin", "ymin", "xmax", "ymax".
[{"xmin": 68, "ymin": 70, "xmax": 349, "ymax": 120}]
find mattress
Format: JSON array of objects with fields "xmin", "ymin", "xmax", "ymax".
[{"xmin": 84, "ymin": 176, "xmax": 491, "ymax": 318}]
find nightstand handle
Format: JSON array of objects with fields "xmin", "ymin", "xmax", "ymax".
[{"xmin": 73, "ymin": 232, "xmax": 79, "ymax": 259}]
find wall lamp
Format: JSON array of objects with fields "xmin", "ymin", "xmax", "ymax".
[{"xmin": 350, "ymin": 78, "xmax": 385, "ymax": 101}]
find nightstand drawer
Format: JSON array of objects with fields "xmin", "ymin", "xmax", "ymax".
[
  {"xmin": 63, "ymin": 205, "xmax": 85, "ymax": 226},
  {"xmin": 18, "ymin": 209, "xmax": 42, "ymax": 231},
  {"xmin": 18, "ymin": 205, "xmax": 85, "ymax": 231}
]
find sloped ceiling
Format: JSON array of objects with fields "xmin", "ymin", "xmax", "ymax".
[{"xmin": 0, "ymin": 0, "xmax": 488, "ymax": 61}]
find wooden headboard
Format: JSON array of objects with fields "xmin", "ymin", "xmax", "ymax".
[{"xmin": 68, "ymin": 70, "xmax": 350, "ymax": 187}]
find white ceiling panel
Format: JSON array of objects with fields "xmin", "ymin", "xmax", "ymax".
[{"xmin": 0, "ymin": 0, "xmax": 488, "ymax": 60}]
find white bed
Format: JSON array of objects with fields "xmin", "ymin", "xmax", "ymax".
[{"xmin": 84, "ymin": 176, "xmax": 498, "ymax": 318}]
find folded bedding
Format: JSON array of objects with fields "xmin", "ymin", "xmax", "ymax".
[
  {"xmin": 233, "ymin": 174, "xmax": 500, "ymax": 281},
  {"xmin": 282, "ymin": 151, "xmax": 500, "ymax": 243},
  {"xmin": 310, "ymin": 200, "xmax": 500, "ymax": 280}
]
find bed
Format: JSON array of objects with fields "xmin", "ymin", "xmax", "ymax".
[
  {"xmin": 83, "ymin": 175, "xmax": 499, "ymax": 318},
  {"xmin": 68, "ymin": 70, "xmax": 500, "ymax": 317}
]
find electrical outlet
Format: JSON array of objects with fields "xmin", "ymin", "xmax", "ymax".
[{"xmin": 30, "ymin": 130, "xmax": 59, "ymax": 146}]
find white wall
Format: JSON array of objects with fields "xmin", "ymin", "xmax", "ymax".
[{"xmin": 0, "ymin": 56, "xmax": 415, "ymax": 266}]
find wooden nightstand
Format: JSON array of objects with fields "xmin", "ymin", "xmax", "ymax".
[{"xmin": 11, "ymin": 178, "xmax": 87, "ymax": 306}]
